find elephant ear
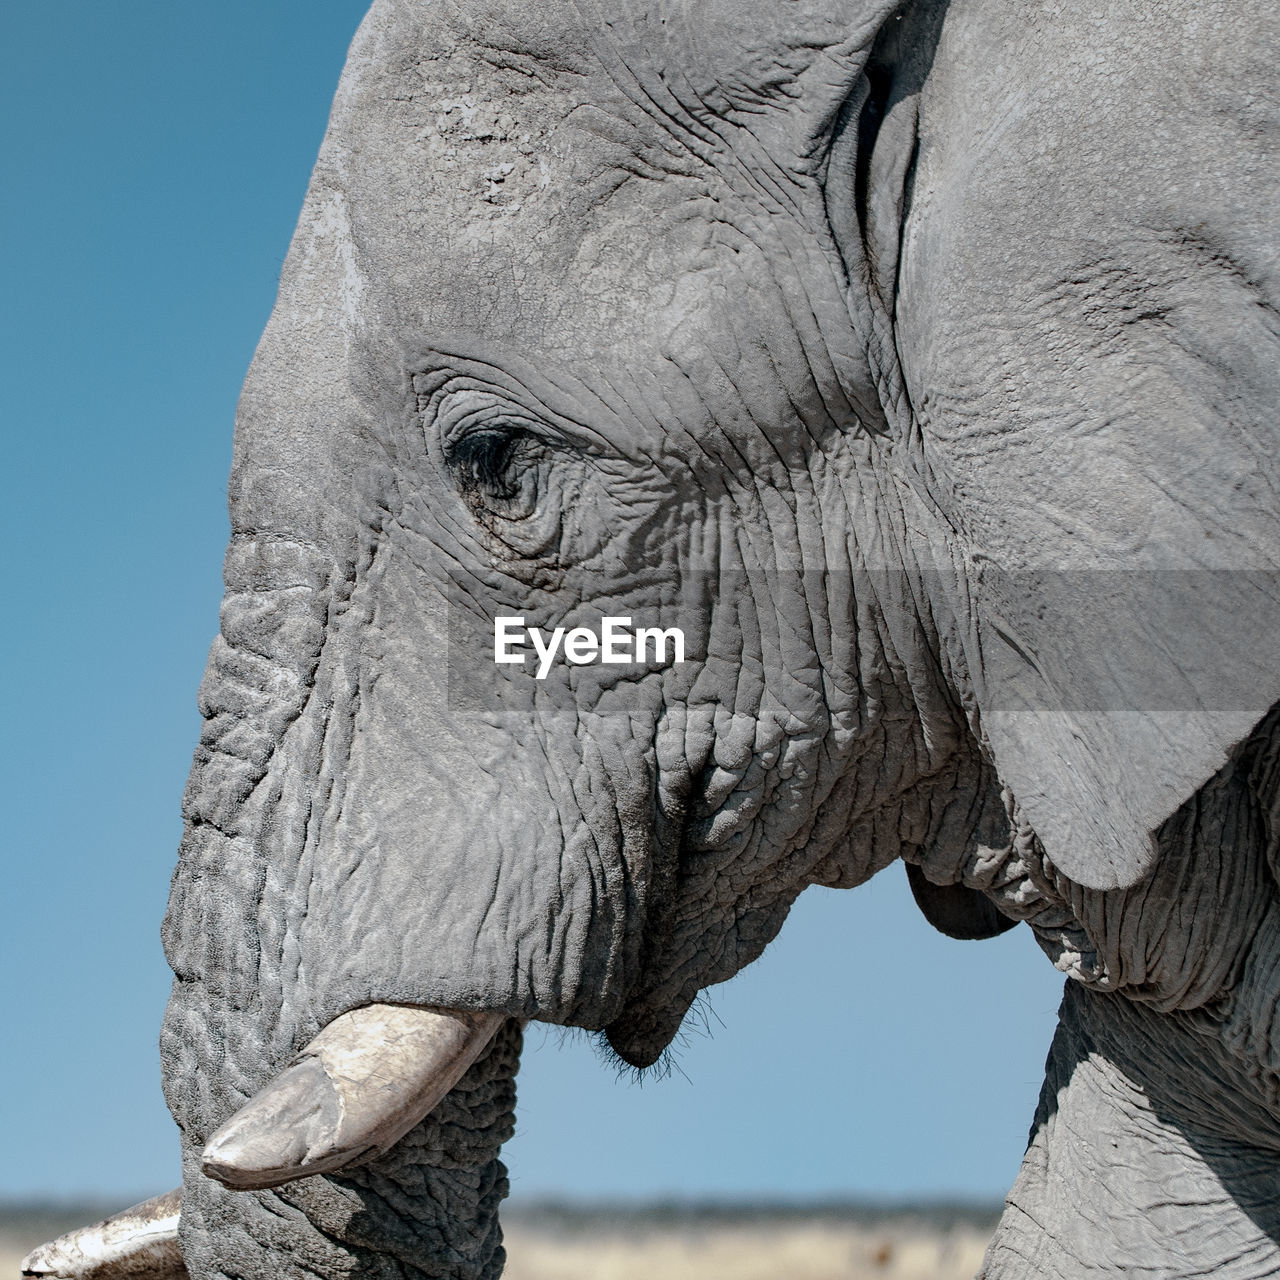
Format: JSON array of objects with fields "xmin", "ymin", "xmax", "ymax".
[
  {"xmin": 956, "ymin": 561, "xmax": 1280, "ymax": 891},
  {"xmin": 860, "ymin": 0, "xmax": 1280, "ymax": 892}
]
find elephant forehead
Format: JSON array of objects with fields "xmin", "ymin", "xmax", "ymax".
[
  {"xmin": 356, "ymin": 0, "xmax": 884, "ymax": 121},
  {"xmin": 326, "ymin": 3, "xmax": 722, "ymax": 361},
  {"xmin": 307, "ymin": 0, "xmax": 873, "ymax": 438}
]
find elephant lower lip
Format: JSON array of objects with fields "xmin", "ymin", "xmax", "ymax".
[
  {"xmin": 604, "ymin": 987, "xmax": 697, "ymax": 1069},
  {"xmin": 201, "ymin": 1003, "xmax": 507, "ymax": 1190}
]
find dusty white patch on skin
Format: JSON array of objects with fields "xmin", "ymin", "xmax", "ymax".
[
  {"xmin": 436, "ymin": 95, "xmax": 480, "ymax": 129},
  {"xmin": 384, "ymin": 44, "xmax": 562, "ymax": 225},
  {"xmin": 300, "ymin": 189, "xmax": 365, "ymax": 332},
  {"xmin": 432, "ymin": 99, "xmax": 554, "ymax": 221}
]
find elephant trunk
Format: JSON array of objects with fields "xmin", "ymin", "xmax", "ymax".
[{"xmin": 160, "ymin": 542, "xmax": 525, "ymax": 1278}]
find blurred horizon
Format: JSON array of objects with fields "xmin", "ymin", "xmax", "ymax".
[{"xmin": 0, "ymin": 1194, "xmax": 1001, "ymax": 1280}]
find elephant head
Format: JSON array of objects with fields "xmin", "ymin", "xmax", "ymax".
[{"xmin": 26, "ymin": 0, "xmax": 1280, "ymax": 1277}]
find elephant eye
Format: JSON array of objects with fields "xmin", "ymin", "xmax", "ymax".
[
  {"xmin": 445, "ymin": 424, "xmax": 549, "ymax": 533},
  {"xmin": 450, "ymin": 427, "xmax": 526, "ymax": 502}
]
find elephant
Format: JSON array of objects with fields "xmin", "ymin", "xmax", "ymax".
[{"xmin": 23, "ymin": 0, "xmax": 1280, "ymax": 1276}]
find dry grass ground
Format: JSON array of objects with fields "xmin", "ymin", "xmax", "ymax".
[
  {"xmin": 1, "ymin": 1203, "xmax": 995, "ymax": 1279},
  {"xmin": 503, "ymin": 1219, "xmax": 989, "ymax": 1279}
]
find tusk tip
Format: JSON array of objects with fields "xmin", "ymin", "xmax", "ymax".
[
  {"xmin": 20, "ymin": 1242, "xmax": 60, "ymax": 1276},
  {"xmin": 202, "ymin": 1005, "xmax": 506, "ymax": 1190},
  {"xmin": 201, "ymin": 1055, "xmax": 343, "ymax": 1190}
]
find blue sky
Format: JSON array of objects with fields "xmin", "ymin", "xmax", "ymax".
[{"xmin": 1, "ymin": 2, "xmax": 1064, "ymax": 1204}]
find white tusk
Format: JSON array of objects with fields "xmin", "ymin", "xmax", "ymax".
[
  {"xmin": 20, "ymin": 1189, "xmax": 186, "ymax": 1279},
  {"xmin": 201, "ymin": 1003, "xmax": 507, "ymax": 1190}
]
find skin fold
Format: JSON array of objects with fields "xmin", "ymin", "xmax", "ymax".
[{"xmin": 140, "ymin": 0, "xmax": 1280, "ymax": 1276}]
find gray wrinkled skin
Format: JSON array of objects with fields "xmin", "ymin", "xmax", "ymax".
[{"xmin": 157, "ymin": 0, "xmax": 1280, "ymax": 1276}]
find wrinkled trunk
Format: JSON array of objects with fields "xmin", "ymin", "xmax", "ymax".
[
  {"xmin": 159, "ymin": 546, "xmax": 525, "ymax": 1277},
  {"xmin": 155, "ymin": 194, "xmax": 521, "ymax": 1270}
]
